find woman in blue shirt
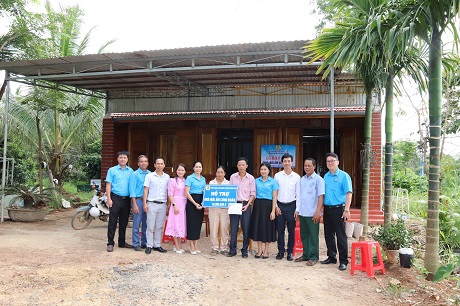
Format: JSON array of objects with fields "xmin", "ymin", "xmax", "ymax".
[
  {"xmin": 185, "ymin": 161, "xmax": 206, "ymax": 254},
  {"xmin": 250, "ymin": 162, "xmax": 279, "ymax": 259}
]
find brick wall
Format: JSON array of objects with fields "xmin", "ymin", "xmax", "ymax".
[
  {"xmin": 101, "ymin": 118, "xmax": 115, "ymax": 189},
  {"xmin": 369, "ymin": 111, "xmax": 382, "ymax": 210}
]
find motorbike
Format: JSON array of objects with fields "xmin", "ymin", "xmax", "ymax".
[{"xmin": 71, "ymin": 186, "xmax": 109, "ymax": 230}]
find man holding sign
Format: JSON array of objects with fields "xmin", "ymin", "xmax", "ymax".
[{"xmin": 228, "ymin": 157, "xmax": 256, "ymax": 258}]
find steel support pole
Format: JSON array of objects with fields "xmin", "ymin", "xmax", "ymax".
[
  {"xmin": 1, "ymin": 74, "xmax": 11, "ymax": 223},
  {"xmin": 330, "ymin": 68, "xmax": 335, "ymax": 152}
]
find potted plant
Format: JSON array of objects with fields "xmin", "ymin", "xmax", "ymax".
[
  {"xmin": 3, "ymin": 184, "xmax": 55, "ymax": 222},
  {"xmin": 371, "ymin": 219, "xmax": 412, "ymax": 263}
]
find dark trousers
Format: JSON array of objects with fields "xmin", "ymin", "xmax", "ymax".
[
  {"xmin": 229, "ymin": 202, "xmax": 251, "ymax": 254},
  {"xmin": 299, "ymin": 216, "xmax": 319, "ymax": 260},
  {"xmin": 276, "ymin": 201, "xmax": 296, "ymax": 254},
  {"xmin": 323, "ymin": 206, "xmax": 348, "ymax": 265},
  {"xmin": 107, "ymin": 193, "xmax": 131, "ymax": 246}
]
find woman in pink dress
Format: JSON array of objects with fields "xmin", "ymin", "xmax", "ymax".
[{"xmin": 165, "ymin": 164, "xmax": 187, "ymax": 254}]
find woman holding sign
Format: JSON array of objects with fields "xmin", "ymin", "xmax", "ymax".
[
  {"xmin": 208, "ymin": 166, "xmax": 230, "ymax": 256},
  {"xmin": 185, "ymin": 161, "xmax": 206, "ymax": 255},
  {"xmin": 250, "ymin": 162, "xmax": 279, "ymax": 259}
]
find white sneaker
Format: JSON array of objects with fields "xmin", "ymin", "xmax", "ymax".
[
  {"xmin": 175, "ymin": 250, "xmax": 183, "ymax": 254},
  {"xmin": 190, "ymin": 251, "xmax": 197, "ymax": 255}
]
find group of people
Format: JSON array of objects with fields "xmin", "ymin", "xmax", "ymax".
[{"xmin": 105, "ymin": 150, "xmax": 353, "ymax": 271}]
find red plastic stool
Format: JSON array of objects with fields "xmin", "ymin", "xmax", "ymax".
[
  {"xmin": 350, "ymin": 241, "xmax": 386, "ymax": 277},
  {"xmin": 162, "ymin": 217, "xmax": 187, "ymax": 243},
  {"xmin": 293, "ymin": 226, "xmax": 303, "ymax": 256},
  {"xmin": 162, "ymin": 218, "xmax": 173, "ymax": 243}
]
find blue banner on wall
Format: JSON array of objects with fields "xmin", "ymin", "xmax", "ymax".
[
  {"xmin": 202, "ymin": 184, "xmax": 238, "ymax": 208},
  {"xmin": 261, "ymin": 145, "xmax": 296, "ymax": 168}
]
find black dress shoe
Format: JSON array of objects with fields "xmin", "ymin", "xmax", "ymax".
[
  {"xmin": 145, "ymin": 247, "xmax": 152, "ymax": 254},
  {"xmin": 141, "ymin": 245, "xmax": 147, "ymax": 249},
  {"xmin": 227, "ymin": 252, "xmax": 236, "ymax": 257},
  {"xmin": 255, "ymin": 254, "xmax": 261, "ymax": 259},
  {"xmin": 276, "ymin": 252, "xmax": 284, "ymax": 260},
  {"xmin": 339, "ymin": 263, "xmax": 347, "ymax": 271},
  {"xmin": 287, "ymin": 253, "xmax": 293, "ymax": 261},
  {"xmin": 119, "ymin": 243, "xmax": 134, "ymax": 249},
  {"xmin": 153, "ymin": 246, "xmax": 167, "ymax": 253},
  {"xmin": 320, "ymin": 258, "xmax": 337, "ymax": 264},
  {"xmin": 242, "ymin": 252, "xmax": 248, "ymax": 258},
  {"xmin": 134, "ymin": 246, "xmax": 141, "ymax": 251}
]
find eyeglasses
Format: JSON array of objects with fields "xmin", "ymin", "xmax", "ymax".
[{"xmin": 326, "ymin": 159, "xmax": 337, "ymax": 163}]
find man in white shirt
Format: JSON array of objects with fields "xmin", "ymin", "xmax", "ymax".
[
  {"xmin": 274, "ymin": 153, "xmax": 300, "ymax": 261},
  {"xmin": 143, "ymin": 157, "xmax": 170, "ymax": 254}
]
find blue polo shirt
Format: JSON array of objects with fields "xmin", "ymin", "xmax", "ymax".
[
  {"xmin": 185, "ymin": 174, "xmax": 206, "ymax": 194},
  {"xmin": 105, "ymin": 164, "xmax": 134, "ymax": 197},
  {"xmin": 129, "ymin": 167, "xmax": 151, "ymax": 198},
  {"xmin": 255, "ymin": 176, "xmax": 279, "ymax": 200},
  {"xmin": 323, "ymin": 168, "xmax": 352, "ymax": 205}
]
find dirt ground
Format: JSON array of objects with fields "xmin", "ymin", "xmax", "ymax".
[{"xmin": 0, "ymin": 209, "xmax": 458, "ymax": 306}]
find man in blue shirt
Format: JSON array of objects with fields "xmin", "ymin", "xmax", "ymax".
[
  {"xmin": 294, "ymin": 158, "xmax": 325, "ymax": 266},
  {"xmin": 105, "ymin": 150, "xmax": 134, "ymax": 252},
  {"xmin": 320, "ymin": 152, "xmax": 353, "ymax": 271},
  {"xmin": 129, "ymin": 155, "xmax": 150, "ymax": 251}
]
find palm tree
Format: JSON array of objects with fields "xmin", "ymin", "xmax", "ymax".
[
  {"xmin": 307, "ymin": 0, "xmax": 387, "ymax": 234},
  {"xmin": 383, "ymin": 0, "xmax": 460, "ymax": 279}
]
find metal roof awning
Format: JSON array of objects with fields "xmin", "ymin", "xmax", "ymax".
[
  {"xmin": 110, "ymin": 106, "xmax": 366, "ymax": 121},
  {"xmin": 0, "ymin": 40, "xmax": 357, "ymax": 97}
]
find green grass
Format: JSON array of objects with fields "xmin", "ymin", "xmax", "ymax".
[{"xmin": 62, "ymin": 181, "xmax": 95, "ymax": 202}]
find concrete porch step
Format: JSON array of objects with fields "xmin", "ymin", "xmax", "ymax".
[{"xmin": 348, "ymin": 208, "xmax": 384, "ymax": 225}]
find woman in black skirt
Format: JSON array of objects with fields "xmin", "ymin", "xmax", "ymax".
[
  {"xmin": 185, "ymin": 161, "xmax": 206, "ymax": 254},
  {"xmin": 250, "ymin": 162, "xmax": 279, "ymax": 259}
]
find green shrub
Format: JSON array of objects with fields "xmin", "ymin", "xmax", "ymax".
[
  {"xmin": 393, "ymin": 169, "xmax": 428, "ymax": 193},
  {"xmin": 371, "ymin": 219, "xmax": 413, "ymax": 250},
  {"xmin": 439, "ymin": 197, "xmax": 460, "ymax": 251}
]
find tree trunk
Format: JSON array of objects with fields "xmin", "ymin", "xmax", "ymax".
[
  {"xmin": 36, "ymin": 115, "xmax": 44, "ymax": 194},
  {"xmin": 360, "ymin": 91, "xmax": 372, "ymax": 234},
  {"xmin": 425, "ymin": 26, "xmax": 442, "ymax": 280},
  {"xmin": 384, "ymin": 75, "xmax": 394, "ymax": 225}
]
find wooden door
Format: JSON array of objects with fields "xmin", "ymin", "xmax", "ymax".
[
  {"xmin": 198, "ymin": 128, "xmax": 217, "ymax": 181},
  {"xmin": 177, "ymin": 129, "xmax": 197, "ymax": 175},
  {"xmin": 340, "ymin": 127, "xmax": 359, "ymax": 207},
  {"xmin": 254, "ymin": 128, "xmax": 279, "ymax": 176},
  {"xmin": 284, "ymin": 127, "xmax": 303, "ymax": 176}
]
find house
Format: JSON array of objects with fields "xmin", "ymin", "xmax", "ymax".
[{"xmin": 0, "ymin": 40, "xmax": 384, "ymax": 222}]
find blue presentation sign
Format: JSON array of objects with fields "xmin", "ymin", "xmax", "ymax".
[
  {"xmin": 202, "ymin": 184, "xmax": 238, "ymax": 208},
  {"xmin": 261, "ymin": 145, "xmax": 296, "ymax": 168}
]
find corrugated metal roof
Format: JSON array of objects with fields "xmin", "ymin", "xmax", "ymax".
[{"xmin": 0, "ymin": 41, "xmax": 358, "ymax": 95}]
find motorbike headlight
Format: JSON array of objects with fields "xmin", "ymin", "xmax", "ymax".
[{"xmin": 89, "ymin": 207, "xmax": 100, "ymax": 217}]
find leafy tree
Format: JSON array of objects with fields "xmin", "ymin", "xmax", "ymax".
[
  {"xmin": 392, "ymin": 140, "xmax": 420, "ymax": 174},
  {"xmin": 0, "ymin": 0, "xmax": 42, "ymax": 61},
  {"xmin": 4, "ymin": 1, "xmax": 109, "ymax": 191}
]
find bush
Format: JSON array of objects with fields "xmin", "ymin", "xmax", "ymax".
[
  {"xmin": 0, "ymin": 138, "xmax": 36, "ymax": 185},
  {"xmin": 393, "ymin": 169, "xmax": 428, "ymax": 193},
  {"xmin": 439, "ymin": 197, "xmax": 460, "ymax": 251},
  {"xmin": 371, "ymin": 219, "xmax": 413, "ymax": 250}
]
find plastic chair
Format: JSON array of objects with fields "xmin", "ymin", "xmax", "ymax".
[
  {"xmin": 162, "ymin": 217, "xmax": 187, "ymax": 243},
  {"xmin": 293, "ymin": 225, "xmax": 303, "ymax": 256},
  {"xmin": 350, "ymin": 241, "xmax": 386, "ymax": 277}
]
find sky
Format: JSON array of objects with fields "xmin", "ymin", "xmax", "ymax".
[
  {"xmin": 45, "ymin": 0, "xmax": 320, "ymax": 54},
  {"xmin": 5, "ymin": 0, "xmax": 460, "ymax": 155}
]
